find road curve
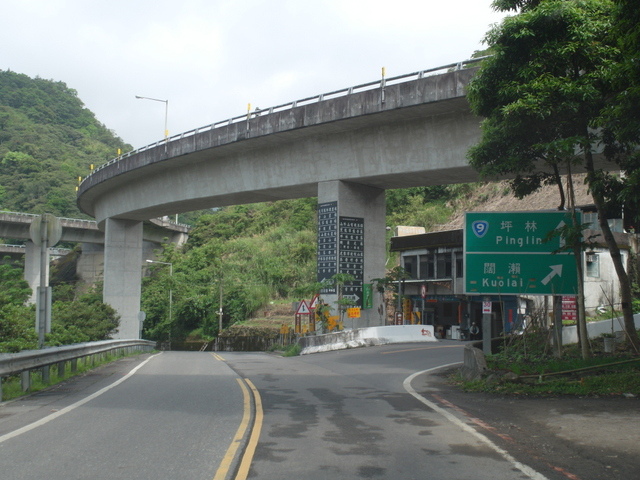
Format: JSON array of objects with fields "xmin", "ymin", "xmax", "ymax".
[
  {"xmin": 1, "ymin": 344, "xmax": 555, "ymax": 480},
  {"xmin": 223, "ymin": 342, "xmax": 548, "ymax": 480}
]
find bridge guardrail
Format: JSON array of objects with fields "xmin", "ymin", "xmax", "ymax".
[
  {"xmin": 0, "ymin": 339, "xmax": 156, "ymax": 401},
  {"xmin": 0, "ymin": 210, "xmax": 189, "ymax": 232},
  {"xmin": 82, "ymin": 57, "xmax": 488, "ymax": 182}
]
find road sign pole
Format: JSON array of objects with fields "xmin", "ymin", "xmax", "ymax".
[
  {"xmin": 30, "ymin": 214, "xmax": 62, "ymax": 349},
  {"xmin": 553, "ymin": 295, "xmax": 563, "ymax": 357},
  {"xmin": 482, "ymin": 297, "xmax": 492, "ymax": 354},
  {"xmin": 37, "ymin": 217, "xmax": 49, "ymax": 349}
]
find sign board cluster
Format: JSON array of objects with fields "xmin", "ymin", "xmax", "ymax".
[
  {"xmin": 464, "ymin": 211, "xmax": 580, "ymax": 296},
  {"xmin": 294, "ymin": 295, "xmax": 317, "ymax": 334},
  {"xmin": 317, "ymin": 201, "xmax": 365, "ymax": 306},
  {"xmin": 294, "ymin": 294, "xmax": 346, "ymax": 333}
]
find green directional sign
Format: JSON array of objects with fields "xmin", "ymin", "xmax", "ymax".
[
  {"xmin": 464, "ymin": 211, "xmax": 580, "ymax": 296},
  {"xmin": 465, "ymin": 253, "xmax": 578, "ymax": 295}
]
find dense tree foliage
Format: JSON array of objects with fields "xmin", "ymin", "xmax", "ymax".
[
  {"xmin": 469, "ymin": 0, "xmax": 640, "ymax": 351},
  {"xmin": 48, "ymin": 289, "xmax": 120, "ymax": 345},
  {"xmin": 0, "ymin": 260, "xmax": 120, "ymax": 352},
  {"xmin": 0, "ymin": 260, "xmax": 37, "ymax": 352},
  {"xmin": 0, "ymin": 71, "xmax": 129, "ymax": 351},
  {"xmin": 0, "ymin": 70, "xmax": 131, "ymax": 217},
  {"xmin": 142, "ymin": 200, "xmax": 318, "ymax": 341}
]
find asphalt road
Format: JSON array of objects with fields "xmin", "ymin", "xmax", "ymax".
[
  {"xmin": 225, "ymin": 342, "xmax": 545, "ymax": 480},
  {"xmin": 4, "ymin": 342, "xmax": 621, "ymax": 480},
  {"xmin": 0, "ymin": 352, "xmax": 244, "ymax": 480}
]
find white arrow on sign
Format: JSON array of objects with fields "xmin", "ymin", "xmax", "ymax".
[{"xmin": 541, "ymin": 265, "xmax": 563, "ymax": 285}]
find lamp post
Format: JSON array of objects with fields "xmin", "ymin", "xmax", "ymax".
[
  {"xmin": 135, "ymin": 95, "xmax": 169, "ymax": 139},
  {"xmin": 146, "ymin": 259, "xmax": 173, "ymax": 347}
]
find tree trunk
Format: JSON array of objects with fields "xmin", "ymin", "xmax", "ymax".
[
  {"xmin": 566, "ymin": 169, "xmax": 590, "ymax": 359},
  {"xmin": 584, "ymin": 149, "xmax": 640, "ymax": 351}
]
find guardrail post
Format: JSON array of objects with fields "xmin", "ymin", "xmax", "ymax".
[
  {"xmin": 42, "ymin": 365, "xmax": 50, "ymax": 384},
  {"xmin": 0, "ymin": 376, "xmax": 3, "ymax": 401},
  {"xmin": 21, "ymin": 370, "xmax": 31, "ymax": 392},
  {"xmin": 57, "ymin": 361, "xmax": 66, "ymax": 379},
  {"xmin": 71, "ymin": 358, "xmax": 78, "ymax": 373}
]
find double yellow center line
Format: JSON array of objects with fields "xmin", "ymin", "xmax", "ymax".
[{"xmin": 211, "ymin": 353, "xmax": 263, "ymax": 480}]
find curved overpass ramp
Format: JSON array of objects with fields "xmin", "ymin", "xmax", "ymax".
[
  {"xmin": 78, "ymin": 64, "xmax": 482, "ymax": 224},
  {"xmin": 77, "ymin": 62, "xmax": 484, "ymax": 338}
]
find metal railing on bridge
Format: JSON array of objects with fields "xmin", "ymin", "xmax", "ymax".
[{"xmin": 83, "ymin": 57, "xmax": 488, "ymax": 181}]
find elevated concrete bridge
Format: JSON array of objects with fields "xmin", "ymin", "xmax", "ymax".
[
  {"xmin": 0, "ymin": 211, "xmax": 188, "ymax": 304},
  {"xmin": 76, "ymin": 59, "xmax": 613, "ymax": 339},
  {"xmin": 79, "ymin": 63, "xmax": 482, "ymax": 223}
]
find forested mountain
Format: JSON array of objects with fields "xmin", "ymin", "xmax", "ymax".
[{"xmin": 0, "ymin": 70, "xmax": 131, "ymax": 217}]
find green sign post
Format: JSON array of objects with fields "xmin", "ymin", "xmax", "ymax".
[{"xmin": 464, "ymin": 211, "xmax": 580, "ymax": 296}]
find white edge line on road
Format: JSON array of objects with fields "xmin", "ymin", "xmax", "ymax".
[
  {"xmin": 0, "ymin": 352, "xmax": 161, "ymax": 444},
  {"xmin": 403, "ymin": 364, "xmax": 549, "ymax": 480}
]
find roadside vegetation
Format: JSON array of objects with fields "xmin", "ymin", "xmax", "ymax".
[
  {"xmin": 455, "ymin": 318, "xmax": 640, "ymax": 397},
  {"xmin": 138, "ymin": 185, "xmax": 475, "ymax": 345},
  {"xmin": 0, "ymin": 260, "xmax": 120, "ymax": 353}
]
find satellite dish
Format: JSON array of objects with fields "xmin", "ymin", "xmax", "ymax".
[{"xmin": 29, "ymin": 214, "xmax": 62, "ymax": 247}]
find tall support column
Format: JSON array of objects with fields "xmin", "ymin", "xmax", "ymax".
[
  {"xmin": 318, "ymin": 181, "xmax": 386, "ymax": 329},
  {"xmin": 103, "ymin": 218, "xmax": 143, "ymax": 339}
]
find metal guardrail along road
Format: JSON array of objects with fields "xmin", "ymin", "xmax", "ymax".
[{"xmin": 0, "ymin": 339, "xmax": 156, "ymax": 401}]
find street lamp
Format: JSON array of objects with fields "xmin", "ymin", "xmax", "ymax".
[
  {"xmin": 146, "ymin": 259, "xmax": 173, "ymax": 347},
  {"xmin": 135, "ymin": 95, "xmax": 169, "ymax": 139}
]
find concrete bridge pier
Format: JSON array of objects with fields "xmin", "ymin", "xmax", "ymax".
[
  {"xmin": 103, "ymin": 218, "xmax": 143, "ymax": 339},
  {"xmin": 318, "ymin": 181, "xmax": 386, "ymax": 329},
  {"xmin": 76, "ymin": 243, "xmax": 104, "ymax": 288}
]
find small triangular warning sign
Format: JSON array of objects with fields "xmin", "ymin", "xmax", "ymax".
[
  {"xmin": 309, "ymin": 294, "xmax": 320, "ymax": 310},
  {"xmin": 296, "ymin": 300, "xmax": 311, "ymax": 315}
]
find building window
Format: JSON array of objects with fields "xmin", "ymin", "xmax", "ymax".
[
  {"xmin": 436, "ymin": 252, "xmax": 452, "ymax": 279},
  {"xmin": 419, "ymin": 255, "xmax": 429, "ymax": 280},
  {"xmin": 426, "ymin": 253, "xmax": 435, "ymax": 279},
  {"xmin": 403, "ymin": 255, "xmax": 418, "ymax": 279},
  {"xmin": 415, "ymin": 252, "xmax": 435, "ymax": 279},
  {"xmin": 455, "ymin": 254, "xmax": 463, "ymax": 278},
  {"xmin": 586, "ymin": 253, "xmax": 599, "ymax": 277}
]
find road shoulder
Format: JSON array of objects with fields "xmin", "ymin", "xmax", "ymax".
[
  {"xmin": 0, "ymin": 353, "xmax": 155, "ymax": 437},
  {"xmin": 413, "ymin": 365, "xmax": 639, "ymax": 480}
]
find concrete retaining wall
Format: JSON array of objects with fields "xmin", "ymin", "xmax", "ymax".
[
  {"xmin": 299, "ymin": 325, "xmax": 437, "ymax": 355},
  {"xmin": 562, "ymin": 314, "xmax": 640, "ymax": 344}
]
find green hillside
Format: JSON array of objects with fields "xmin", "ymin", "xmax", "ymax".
[
  {"xmin": 0, "ymin": 69, "xmax": 473, "ymax": 345},
  {"xmin": 0, "ymin": 69, "xmax": 131, "ymax": 217}
]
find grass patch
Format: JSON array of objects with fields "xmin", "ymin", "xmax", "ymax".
[
  {"xmin": 458, "ymin": 329, "xmax": 640, "ymax": 397},
  {"xmin": 281, "ymin": 343, "xmax": 301, "ymax": 357},
  {"xmin": 1, "ymin": 350, "xmax": 151, "ymax": 402},
  {"xmin": 460, "ymin": 362, "xmax": 640, "ymax": 396}
]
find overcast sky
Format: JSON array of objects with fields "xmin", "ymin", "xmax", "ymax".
[{"xmin": 1, "ymin": 0, "xmax": 506, "ymax": 152}]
